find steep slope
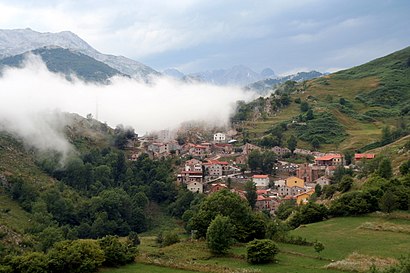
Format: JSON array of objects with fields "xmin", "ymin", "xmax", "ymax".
[
  {"xmin": 0, "ymin": 28, "xmax": 160, "ymax": 79},
  {"xmin": 233, "ymin": 46, "xmax": 410, "ymax": 152},
  {"xmin": 0, "ymin": 47, "xmax": 127, "ymax": 83}
]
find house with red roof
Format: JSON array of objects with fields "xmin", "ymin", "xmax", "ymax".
[
  {"xmin": 315, "ymin": 154, "xmax": 344, "ymax": 166},
  {"xmin": 252, "ymin": 174, "xmax": 270, "ymax": 189},
  {"xmin": 354, "ymin": 153, "xmax": 376, "ymax": 162}
]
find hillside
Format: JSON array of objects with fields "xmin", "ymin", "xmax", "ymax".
[
  {"xmin": 0, "ymin": 47, "xmax": 127, "ymax": 83},
  {"xmin": 233, "ymin": 46, "xmax": 410, "ymax": 152}
]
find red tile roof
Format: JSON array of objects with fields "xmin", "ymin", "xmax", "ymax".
[
  {"xmin": 253, "ymin": 175, "xmax": 269, "ymax": 179},
  {"xmin": 355, "ymin": 153, "xmax": 376, "ymax": 160},
  {"xmin": 315, "ymin": 154, "xmax": 342, "ymax": 161}
]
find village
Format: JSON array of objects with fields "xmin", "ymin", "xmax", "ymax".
[{"xmin": 127, "ymin": 128, "xmax": 376, "ymax": 215}]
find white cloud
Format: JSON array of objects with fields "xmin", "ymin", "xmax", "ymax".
[{"xmin": 0, "ymin": 55, "xmax": 255, "ymax": 156}]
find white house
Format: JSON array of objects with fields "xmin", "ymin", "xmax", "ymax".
[
  {"xmin": 213, "ymin": 133, "xmax": 226, "ymax": 143},
  {"xmin": 252, "ymin": 175, "xmax": 270, "ymax": 188}
]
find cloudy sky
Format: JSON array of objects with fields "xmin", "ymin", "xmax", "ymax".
[{"xmin": 0, "ymin": 0, "xmax": 409, "ymax": 75}]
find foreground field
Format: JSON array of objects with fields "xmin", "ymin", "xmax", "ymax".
[{"xmin": 103, "ymin": 214, "xmax": 410, "ymax": 273}]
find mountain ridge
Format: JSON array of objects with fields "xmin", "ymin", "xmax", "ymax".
[{"xmin": 0, "ymin": 28, "xmax": 159, "ymax": 79}]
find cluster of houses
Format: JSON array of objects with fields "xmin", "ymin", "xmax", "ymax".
[{"xmin": 129, "ymin": 129, "xmax": 376, "ymax": 215}]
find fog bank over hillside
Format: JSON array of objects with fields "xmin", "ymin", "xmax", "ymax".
[{"xmin": 0, "ymin": 55, "xmax": 255, "ymax": 155}]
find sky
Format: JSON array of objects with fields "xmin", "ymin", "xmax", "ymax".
[{"xmin": 0, "ymin": 0, "xmax": 410, "ymax": 75}]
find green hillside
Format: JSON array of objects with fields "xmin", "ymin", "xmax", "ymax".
[{"xmin": 234, "ymin": 46, "xmax": 410, "ymax": 152}]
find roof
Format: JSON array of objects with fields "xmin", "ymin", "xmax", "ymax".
[
  {"xmin": 253, "ymin": 175, "xmax": 269, "ymax": 179},
  {"xmin": 181, "ymin": 171, "xmax": 203, "ymax": 175},
  {"xmin": 355, "ymin": 153, "xmax": 376, "ymax": 159},
  {"xmin": 256, "ymin": 189, "xmax": 270, "ymax": 195},
  {"xmin": 315, "ymin": 154, "xmax": 342, "ymax": 161},
  {"xmin": 204, "ymin": 160, "xmax": 229, "ymax": 165}
]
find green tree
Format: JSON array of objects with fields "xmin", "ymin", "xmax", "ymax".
[
  {"xmin": 246, "ymin": 239, "xmax": 278, "ymax": 264},
  {"xmin": 378, "ymin": 158, "xmax": 393, "ymax": 179},
  {"xmin": 47, "ymin": 239, "xmax": 105, "ymax": 273},
  {"xmin": 244, "ymin": 181, "xmax": 257, "ymax": 209},
  {"xmin": 311, "ymin": 137, "xmax": 320, "ymax": 150},
  {"xmin": 287, "ymin": 135, "xmax": 297, "ymax": 154},
  {"xmin": 339, "ymin": 175, "xmax": 353, "ymax": 193},
  {"xmin": 206, "ymin": 215, "xmax": 234, "ymax": 255},
  {"xmin": 189, "ymin": 189, "xmax": 256, "ymax": 240},
  {"xmin": 315, "ymin": 184, "xmax": 322, "ymax": 197},
  {"xmin": 399, "ymin": 160, "xmax": 410, "ymax": 175},
  {"xmin": 306, "ymin": 109, "xmax": 314, "ymax": 120},
  {"xmin": 6, "ymin": 252, "xmax": 49, "ymax": 273},
  {"xmin": 98, "ymin": 235, "xmax": 136, "ymax": 267},
  {"xmin": 313, "ymin": 241, "xmax": 325, "ymax": 256},
  {"xmin": 300, "ymin": 101, "xmax": 309, "ymax": 112},
  {"xmin": 379, "ymin": 190, "xmax": 397, "ymax": 213}
]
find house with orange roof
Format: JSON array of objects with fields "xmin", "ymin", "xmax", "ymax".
[
  {"xmin": 252, "ymin": 174, "xmax": 270, "ymax": 189},
  {"xmin": 315, "ymin": 154, "xmax": 344, "ymax": 166}
]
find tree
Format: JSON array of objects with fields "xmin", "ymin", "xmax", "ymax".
[
  {"xmin": 98, "ymin": 235, "xmax": 136, "ymax": 267},
  {"xmin": 399, "ymin": 160, "xmax": 410, "ymax": 175},
  {"xmin": 246, "ymin": 239, "xmax": 278, "ymax": 264},
  {"xmin": 311, "ymin": 137, "xmax": 320, "ymax": 150},
  {"xmin": 378, "ymin": 158, "xmax": 393, "ymax": 179},
  {"xmin": 206, "ymin": 215, "xmax": 234, "ymax": 255},
  {"xmin": 379, "ymin": 190, "xmax": 397, "ymax": 213},
  {"xmin": 300, "ymin": 101, "xmax": 309, "ymax": 112},
  {"xmin": 315, "ymin": 184, "xmax": 322, "ymax": 197},
  {"xmin": 287, "ymin": 135, "xmax": 297, "ymax": 154},
  {"xmin": 244, "ymin": 181, "xmax": 257, "ymax": 209},
  {"xmin": 338, "ymin": 175, "xmax": 353, "ymax": 193},
  {"xmin": 313, "ymin": 241, "xmax": 325, "ymax": 256},
  {"xmin": 306, "ymin": 109, "xmax": 314, "ymax": 120},
  {"xmin": 7, "ymin": 252, "xmax": 49, "ymax": 273},
  {"xmin": 189, "ymin": 189, "xmax": 254, "ymax": 240},
  {"xmin": 47, "ymin": 239, "xmax": 105, "ymax": 273}
]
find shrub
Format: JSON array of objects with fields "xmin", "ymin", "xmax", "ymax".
[
  {"xmin": 246, "ymin": 239, "xmax": 278, "ymax": 264},
  {"xmin": 206, "ymin": 215, "xmax": 234, "ymax": 255},
  {"xmin": 5, "ymin": 252, "xmax": 49, "ymax": 273},
  {"xmin": 99, "ymin": 235, "xmax": 137, "ymax": 267},
  {"xmin": 162, "ymin": 231, "xmax": 180, "ymax": 247},
  {"xmin": 47, "ymin": 239, "xmax": 105, "ymax": 273}
]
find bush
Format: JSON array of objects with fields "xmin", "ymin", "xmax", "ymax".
[
  {"xmin": 99, "ymin": 235, "xmax": 136, "ymax": 267},
  {"xmin": 5, "ymin": 252, "xmax": 49, "ymax": 273},
  {"xmin": 162, "ymin": 231, "xmax": 180, "ymax": 247},
  {"xmin": 47, "ymin": 239, "xmax": 105, "ymax": 273},
  {"xmin": 246, "ymin": 239, "xmax": 278, "ymax": 264}
]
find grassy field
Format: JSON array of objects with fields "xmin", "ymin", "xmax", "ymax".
[{"xmin": 103, "ymin": 214, "xmax": 410, "ymax": 273}]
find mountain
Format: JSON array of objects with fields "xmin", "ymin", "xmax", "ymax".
[
  {"xmin": 0, "ymin": 28, "xmax": 160, "ymax": 79},
  {"xmin": 187, "ymin": 65, "xmax": 275, "ymax": 86},
  {"xmin": 163, "ymin": 68, "xmax": 185, "ymax": 79},
  {"xmin": 232, "ymin": 46, "xmax": 410, "ymax": 152},
  {"xmin": 0, "ymin": 47, "xmax": 126, "ymax": 83},
  {"xmin": 247, "ymin": 70, "xmax": 324, "ymax": 93}
]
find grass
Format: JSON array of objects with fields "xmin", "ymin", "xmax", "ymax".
[
  {"xmin": 100, "ymin": 263, "xmax": 200, "ymax": 273},
  {"xmin": 104, "ymin": 215, "xmax": 410, "ymax": 273}
]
